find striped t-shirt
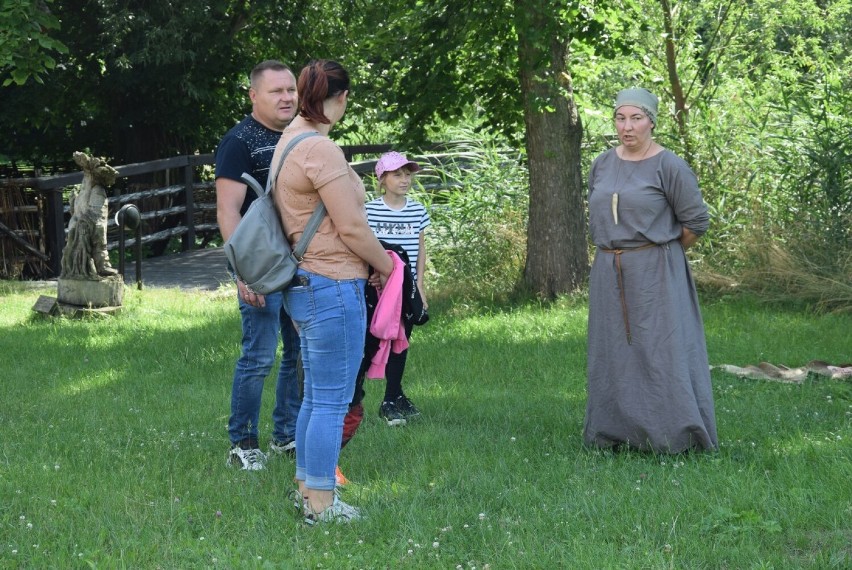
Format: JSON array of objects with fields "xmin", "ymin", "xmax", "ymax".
[{"xmin": 365, "ymin": 197, "xmax": 431, "ymax": 281}]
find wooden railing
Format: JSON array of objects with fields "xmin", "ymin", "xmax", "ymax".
[
  {"xmin": 0, "ymin": 143, "xmax": 468, "ymax": 280},
  {"xmin": 2, "ymin": 154, "xmax": 217, "ymax": 278}
]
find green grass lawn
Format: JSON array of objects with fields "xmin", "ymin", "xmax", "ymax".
[{"xmin": 0, "ymin": 282, "xmax": 849, "ymax": 569}]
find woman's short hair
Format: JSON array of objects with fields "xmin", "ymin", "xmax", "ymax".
[{"xmin": 297, "ymin": 60, "xmax": 350, "ymax": 124}]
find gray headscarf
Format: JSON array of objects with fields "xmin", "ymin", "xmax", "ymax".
[{"xmin": 614, "ymin": 88, "xmax": 659, "ymax": 126}]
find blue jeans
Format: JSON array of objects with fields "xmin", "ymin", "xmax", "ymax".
[
  {"xmin": 228, "ymin": 290, "xmax": 301, "ymax": 445},
  {"xmin": 283, "ymin": 270, "xmax": 366, "ymax": 491}
]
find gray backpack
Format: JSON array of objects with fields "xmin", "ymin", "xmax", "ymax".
[{"xmin": 223, "ymin": 132, "xmax": 325, "ymax": 294}]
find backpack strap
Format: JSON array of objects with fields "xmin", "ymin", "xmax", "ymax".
[{"xmin": 266, "ymin": 131, "xmax": 326, "ymax": 261}]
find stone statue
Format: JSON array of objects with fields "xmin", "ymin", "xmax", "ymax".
[
  {"xmin": 56, "ymin": 152, "xmax": 124, "ymax": 309},
  {"xmin": 60, "ymin": 152, "xmax": 118, "ymax": 279}
]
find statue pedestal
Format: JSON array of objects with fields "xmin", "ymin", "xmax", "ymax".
[{"xmin": 57, "ymin": 275, "xmax": 124, "ymax": 308}]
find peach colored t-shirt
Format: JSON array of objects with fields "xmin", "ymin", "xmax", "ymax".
[{"xmin": 272, "ymin": 129, "xmax": 368, "ymax": 280}]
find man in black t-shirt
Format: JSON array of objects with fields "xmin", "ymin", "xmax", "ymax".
[{"xmin": 215, "ymin": 60, "xmax": 300, "ymax": 470}]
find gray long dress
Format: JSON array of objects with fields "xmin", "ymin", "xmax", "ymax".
[{"xmin": 583, "ymin": 148, "xmax": 718, "ymax": 453}]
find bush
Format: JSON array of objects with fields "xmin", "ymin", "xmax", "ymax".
[{"xmin": 413, "ymin": 130, "xmax": 529, "ymax": 302}]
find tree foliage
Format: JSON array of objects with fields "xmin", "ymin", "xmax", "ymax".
[
  {"xmin": 345, "ymin": 1, "xmax": 522, "ymax": 146},
  {"xmin": 0, "ymin": 0, "xmax": 355, "ymax": 169},
  {"xmin": 346, "ymin": 0, "xmax": 635, "ymax": 295},
  {"xmin": 575, "ymin": 0, "xmax": 850, "ymax": 253},
  {"xmin": 0, "ymin": 0, "xmax": 849, "ymax": 297},
  {"xmin": 1, "ymin": 0, "xmax": 243, "ymax": 167},
  {"xmin": 0, "ymin": 0, "xmax": 68, "ymax": 87}
]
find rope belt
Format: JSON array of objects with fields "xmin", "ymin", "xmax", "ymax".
[{"xmin": 598, "ymin": 242, "xmax": 659, "ymax": 345}]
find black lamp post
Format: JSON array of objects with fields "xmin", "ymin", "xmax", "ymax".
[{"xmin": 115, "ymin": 204, "xmax": 142, "ymax": 290}]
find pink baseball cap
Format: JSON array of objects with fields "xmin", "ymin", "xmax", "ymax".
[{"xmin": 375, "ymin": 151, "xmax": 421, "ymax": 179}]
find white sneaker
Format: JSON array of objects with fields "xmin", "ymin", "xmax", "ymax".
[
  {"xmin": 304, "ymin": 495, "xmax": 362, "ymax": 525},
  {"xmin": 227, "ymin": 446, "xmax": 267, "ymax": 470}
]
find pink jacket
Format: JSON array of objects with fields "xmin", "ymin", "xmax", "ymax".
[{"xmin": 366, "ymin": 251, "xmax": 410, "ymax": 379}]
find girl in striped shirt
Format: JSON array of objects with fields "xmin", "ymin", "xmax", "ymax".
[{"xmin": 366, "ymin": 151, "xmax": 431, "ymax": 426}]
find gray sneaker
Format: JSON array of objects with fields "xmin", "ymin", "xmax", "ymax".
[
  {"xmin": 227, "ymin": 445, "xmax": 267, "ymax": 471},
  {"xmin": 304, "ymin": 495, "xmax": 362, "ymax": 525},
  {"xmin": 290, "ymin": 486, "xmax": 343, "ymax": 513},
  {"xmin": 269, "ymin": 438, "xmax": 296, "ymax": 456},
  {"xmin": 288, "ymin": 489, "xmax": 306, "ymax": 512}
]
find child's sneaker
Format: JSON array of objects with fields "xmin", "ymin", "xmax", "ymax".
[
  {"xmin": 227, "ymin": 440, "xmax": 267, "ymax": 471},
  {"xmin": 379, "ymin": 400, "xmax": 407, "ymax": 426},
  {"xmin": 304, "ymin": 495, "xmax": 362, "ymax": 525},
  {"xmin": 394, "ymin": 395, "xmax": 421, "ymax": 419}
]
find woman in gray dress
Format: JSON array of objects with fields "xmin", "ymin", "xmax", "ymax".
[{"xmin": 583, "ymin": 87, "xmax": 718, "ymax": 453}]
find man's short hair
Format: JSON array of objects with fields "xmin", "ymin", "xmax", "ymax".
[{"xmin": 250, "ymin": 60, "xmax": 291, "ymax": 88}]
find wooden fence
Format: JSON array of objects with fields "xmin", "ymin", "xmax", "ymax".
[{"xmin": 0, "ymin": 143, "xmax": 465, "ymax": 280}]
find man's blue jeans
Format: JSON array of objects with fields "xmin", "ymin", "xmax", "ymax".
[
  {"xmin": 283, "ymin": 270, "xmax": 366, "ymax": 491},
  {"xmin": 228, "ymin": 290, "xmax": 301, "ymax": 445}
]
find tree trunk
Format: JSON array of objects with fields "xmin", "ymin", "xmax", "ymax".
[
  {"xmin": 660, "ymin": 0, "xmax": 692, "ymax": 162},
  {"xmin": 517, "ymin": 7, "xmax": 588, "ymax": 298}
]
